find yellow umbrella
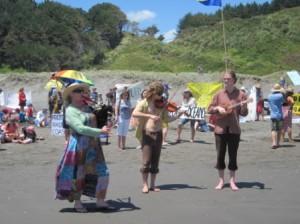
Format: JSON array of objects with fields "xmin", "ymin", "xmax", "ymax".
[{"xmin": 45, "ymin": 79, "xmax": 63, "ymax": 91}]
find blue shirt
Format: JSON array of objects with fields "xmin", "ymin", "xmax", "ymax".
[
  {"xmin": 119, "ymin": 100, "xmax": 132, "ymax": 120},
  {"xmin": 268, "ymin": 92, "xmax": 284, "ymax": 120}
]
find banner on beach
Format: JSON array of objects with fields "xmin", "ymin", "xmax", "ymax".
[
  {"xmin": 187, "ymin": 82, "xmax": 222, "ymax": 108},
  {"xmin": 115, "ymin": 81, "xmax": 144, "ymax": 107},
  {"xmin": 3, "ymin": 91, "xmax": 32, "ymax": 108},
  {"xmin": 0, "ymin": 92, "xmax": 4, "ymax": 106},
  {"xmin": 293, "ymin": 94, "xmax": 300, "ymax": 115},
  {"xmin": 287, "ymin": 70, "xmax": 300, "ymax": 86},
  {"xmin": 51, "ymin": 113, "xmax": 64, "ymax": 136},
  {"xmin": 170, "ymin": 106, "xmax": 206, "ymax": 120}
]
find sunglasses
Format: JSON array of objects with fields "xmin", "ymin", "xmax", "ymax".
[{"xmin": 72, "ymin": 88, "xmax": 85, "ymax": 94}]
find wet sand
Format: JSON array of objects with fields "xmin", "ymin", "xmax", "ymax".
[{"xmin": 1, "ymin": 120, "xmax": 300, "ymax": 224}]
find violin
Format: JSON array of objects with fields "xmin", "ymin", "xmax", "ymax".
[{"xmin": 154, "ymin": 98, "xmax": 179, "ymax": 112}]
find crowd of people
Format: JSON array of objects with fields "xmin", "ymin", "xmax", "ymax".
[
  {"xmin": 1, "ymin": 71, "xmax": 299, "ymax": 212},
  {"xmin": 0, "ymin": 87, "xmax": 47, "ymax": 144}
]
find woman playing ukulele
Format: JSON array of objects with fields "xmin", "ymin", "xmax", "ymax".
[{"xmin": 208, "ymin": 71, "xmax": 249, "ymax": 191}]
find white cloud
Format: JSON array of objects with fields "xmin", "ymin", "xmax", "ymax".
[
  {"xmin": 127, "ymin": 10, "xmax": 156, "ymax": 23},
  {"xmin": 163, "ymin": 29, "xmax": 177, "ymax": 43}
]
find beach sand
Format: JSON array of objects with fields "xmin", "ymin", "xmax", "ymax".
[
  {"xmin": 1, "ymin": 71, "xmax": 300, "ymax": 223},
  {"xmin": 0, "ymin": 120, "xmax": 300, "ymax": 224}
]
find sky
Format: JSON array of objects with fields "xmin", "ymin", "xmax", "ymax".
[{"xmin": 35, "ymin": 0, "xmax": 270, "ymax": 42}]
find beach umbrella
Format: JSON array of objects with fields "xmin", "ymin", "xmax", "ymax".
[
  {"xmin": 44, "ymin": 79, "xmax": 63, "ymax": 91},
  {"xmin": 53, "ymin": 70, "xmax": 94, "ymax": 86}
]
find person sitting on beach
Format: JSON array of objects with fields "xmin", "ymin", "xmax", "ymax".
[
  {"xmin": 17, "ymin": 126, "xmax": 37, "ymax": 144},
  {"xmin": 1, "ymin": 108, "xmax": 12, "ymax": 123},
  {"xmin": 26, "ymin": 103, "xmax": 36, "ymax": 124},
  {"xmin": 35, "ymin": 109, "xmax": 48, "ymax": 127},
  {"xmin": 133, "ymin": 81, "xmax": 184, "ymax": 194},
  {"xmin": 15, "ymin": 108, "xmax": 26, "ymax": 123},
  {"xmin": 1, "ymin": 118, "xmax": 20, "ymax": 143}
]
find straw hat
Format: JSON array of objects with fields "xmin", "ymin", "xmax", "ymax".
[
  {"xmin": 271, "ymin": 83, "xmax": 285, "ymax": 93},
  {"xmin": 286, "ymin": 87, "xmax": 294, "ymax": 93},
  {"xmin": 62, "ymin": 83, "xmax": 89, "ymax": 101},
  {"xmin": 255, "ymin": 83, "xmax": 261, "ymax": 88},
  {"xmin": 183, "ymin": 88, "xmax": 191, "ymax": 93}
]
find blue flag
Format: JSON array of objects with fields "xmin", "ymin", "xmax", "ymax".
[{"xmin": 197, "ymin": 0, "xmax": 222, "ymax": 6}]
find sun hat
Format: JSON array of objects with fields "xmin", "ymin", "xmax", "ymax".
[
  {"xmin": 62, "ymin": 83, "xmax": 90, "ymax": 101},
  {"xmin": 286, "ymin": 87, "xmax": 294, "ymax": 93},
  {"xmin": 271, "ymin": 83, "xmax": 285, "ymax": 93},
  {"xmin": 255, "ymin": 83, "xmax": 261, "ymax": 88}
]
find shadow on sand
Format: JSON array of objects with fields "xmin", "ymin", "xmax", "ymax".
[
  {"xmin": 278, "ymin": 144, "xmax": 296, "ymax": 148},
  {"xmin": 158, "ymin": 183, "xmax": 207, "ymax": 191},
  {"xmin": 223, "ymin": 181, "xmax": 271, "ymax": 190},
  {"xmin": 169, "ymin": 140, "xmax": 213, "ymax": 145},
  {"xmin": 60, "ymin": 197, "xmax": 141, "ymax": 213},
  {"xmin": 0, "ymin": 148, "xmax": 7, "ymax": 152}
]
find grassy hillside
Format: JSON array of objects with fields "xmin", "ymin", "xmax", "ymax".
[{"xmin": 104, "ymin": 7, "xmax": 300, "ymax": 75}]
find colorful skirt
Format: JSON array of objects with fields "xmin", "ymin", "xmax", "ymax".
[{"xmin": 55, "ymin": 133, "xmax": 109, "ymax": 201}]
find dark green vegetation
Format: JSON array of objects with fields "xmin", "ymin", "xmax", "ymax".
[
  {"xmin": 106, "ymin": 6, "xmax": 300, "ymax": 75},
  {"xmin": 1, "ymin": 0, "xmax": 300, "ymax": 75},
  {"xmin": 0, "ymin": 0, "xmax": 126, "ymax": 71}
]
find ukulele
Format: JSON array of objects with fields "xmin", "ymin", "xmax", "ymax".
[{"xmin": 217, "ymin": 97, "xmax": 253, "ymax": 118}]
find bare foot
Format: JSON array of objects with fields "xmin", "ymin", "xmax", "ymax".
[
  {"xmin": 215, "ymin": 180, "xmax": 224, "ymax": 190},
  {"xmin": 142, "ymin": 185, "xmax": 149, "ymax": 193},
  {"xmin": 74, "ymin": 201, "xmax": 88, "ymax": 213},
  {"xmin": 149, "ymin": 187, "xmax": 160, "ymax": 192},
  {"xmin": 230, "ymin": 181, "xmax": 239, "ymax": 191},
  {"xmin": 96, "ymin": 200, "xmax": 109, "ymax": 209}
]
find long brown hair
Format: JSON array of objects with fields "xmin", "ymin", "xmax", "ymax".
[{"xmin": 143, "ymin": 81, "xmax": 164, "ymax": 99}]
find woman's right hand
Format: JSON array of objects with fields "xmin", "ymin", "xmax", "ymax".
[
  {"xmin": 101, "ymin": 126, "xmax": 111, "ymax": 134},
  {"xmin": 216, "ymin": 106, "xmax": 226, "ymax": 115}
]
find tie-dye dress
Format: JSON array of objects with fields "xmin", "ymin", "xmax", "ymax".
[{"xmin": 55, "ymin": 105, "xmax": 109, "ymax": 201}]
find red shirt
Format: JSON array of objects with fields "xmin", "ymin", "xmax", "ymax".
[
  {"xmin": 26, "ymin": 107, "xmax": 33, "ymax": 117},
  {"xmin": 208, "ymin": 87, "xmax": 248, "ymax": 134},
  {"xmin": 19, "ymin": 91, "xmax": 26, "ymax": 103}
]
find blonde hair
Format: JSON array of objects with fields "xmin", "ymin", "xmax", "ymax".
[{"xmin": 144, "ymin": 81, "xmax": 164, "ymax": 99}]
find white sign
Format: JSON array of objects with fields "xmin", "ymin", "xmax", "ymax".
[
  {"xmin": 287, "ymin": 70, "xmax": 300, "ymax": 86},
  {"xmin": 51, "ymin": 113, "xmax": 64, "ymax": 136},
  {"xmin": 116, "ymin": 81, "xmax": 144, "ymax": 107},
  {"xmin": 170, "ymin": 106, "xmax": 206, "ymax": 120},
  {"xmin": 4, "ymin": 91, "xmax": 32, "ymax": 108}
]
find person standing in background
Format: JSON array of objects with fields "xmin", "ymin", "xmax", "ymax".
[
  {"xmin": 255, "ymin": 84, "xmax": 264, "ymax": 121},
  {"xmin": 268, "ymin": 84, "xmax": 284, "ymax": 149},
  {"xmin": 176, "ymin": 89, "xmax": 196, "ymax": 143},
  {"xmin": 281, "ymin": 87, "xmax": 294, "ymax": 142},
  {"xmin": 115, "ymin": 88, "xmax": 132, "ymax": 150},
  {"xmin": 18, "ymin": 87, "xmax": 26, "ymax": 112}
]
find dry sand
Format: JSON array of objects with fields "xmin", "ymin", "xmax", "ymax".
[
  {"xmin": 0, "ymin": 71, "xmax": 300, "ymax": 224},
  {"xmin": 0, "ymin": 121, "xmax": 300, "ymax": 224}
]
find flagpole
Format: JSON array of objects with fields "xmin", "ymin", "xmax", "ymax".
[{"xmin": 221, "ymin": 8, "xmax": 228, "ymax": 72}]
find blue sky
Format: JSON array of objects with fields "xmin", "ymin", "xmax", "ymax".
[{"xmin": 35, "ymin": 0, "xmax": 270, "ymax": 42}]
